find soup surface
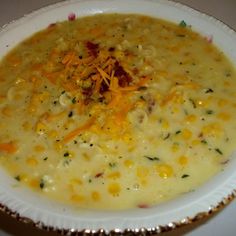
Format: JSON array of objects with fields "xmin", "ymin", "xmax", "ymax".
[{"xmin": 0, "ymin": 14, "xmax": 236, "ymax": 210}]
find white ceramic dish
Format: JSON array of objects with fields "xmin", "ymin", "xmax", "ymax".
[{"xmin": 0, "ymin": 0, "xmax": 236, "ymax": 234}]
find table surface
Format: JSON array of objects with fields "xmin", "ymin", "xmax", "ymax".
[{"xmin": 0, "ymin": 0, "xmax": 236, "ymax": 235}]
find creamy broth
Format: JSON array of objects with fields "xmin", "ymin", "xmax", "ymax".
[{"xmin": 0, "ymin": 14, "xmax": 236, "ymax": 210}]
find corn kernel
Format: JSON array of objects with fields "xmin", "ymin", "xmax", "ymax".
[
  {"xmin": 135, "ymin": 100, "xmax": 145, "ymax": 108},
  {"xmin": 191, "ymin": 139, "xmax": 200, "ymax": 146},
  {"xmin": 48, "ymin": 130, "xmax": 59, "ymax": 138},
  {"xmin": 224, "ymin": 81, "xmax": 231, "ymax": 87},
  {"xmin": 54, "ymin": 142, "xmax": 63, "ymax": 151},
  {"xmin": 218, "ymin": 99, "xmax": 228, "ymax": 107},
  {"xmin": 114, "ymin": 50, "xmax": 125, "ymax": 59},
  {"xmin": 136, "ymin": 166, "xmax": 149, "ymax": 178},
  {"xmin": 122, "ymin": 133, "xmax": 133, "ymax": 144},
  {"xmin": 202, "ymin": 123, "xmax": 222, "ymax": 137},
  {"xmin": 185, "ymin": 114, "xmax": 197, "ymax": 123},
  {"xmin": 162, "ymin": 119, "xmax": 169, "ymax": 129},
  {"xmin": 156, "ymin": 164, "xmax": 173, "ymax": 178},
  {"xmin": 172, "ymin": 106, "xmax": 179, "ymax": 114},
  {"xmin": 71, "ymin": 178, "xmax": 83, "ymax": 185},
  {"xmin": 124, "ymin": 159, "xmax": 134, "ymax": 168},
  {"xmin": 82, "ymin": 152, "xmax": 91, "ymax": 161},
  {"xmin": 71, "ymin": 194, "xmax": 85, "ymax": 202},
  {"xmin": 18, "ymin": 174, "xmax": 28, "ymax": 183},
  {"xmin": 22, "ymin": 121, "xmax": 31, "ymax": 131},
  {"xmin": 178, "ymin": 155, "xmax": 188, "ymax": 166},
  {"xmin": 182, "ymin": 129, "xmax": 192, "ymax": 140},
  {"xmin": 29, "ymin": 179, "xmax": 38, "ymax": 188},
  {"xmin": 2, "ymin": 106, "xmax": 12, "ymax": 117},
  {"xmin": 26, "ymin": 157, "xmax": 38, "ymax": 167},
  {"xmin": 35, "ymin": 122, "xmax": 47, "ymax": 135},
  {"xmin": 171, "ymin": 144, "xmax": 179, "ymax": 153},
  {"xmin": 34, "ymin": 145, "xmax": 45, "ymax": 152},
  {"xmin": 91, "ymin": 191, "xmax": 100, "ymax": 201},
  {"xmin": 217, "ymin": 112, "xmax": 231, "ymax": 121},
  {"xmin": 108, "ymin": 182, "xmax": 121, "ymax": 196},
  {"xmin": 197, "ymin": 99, "xmax": 208, "ymax": 107},
  {"xmin": 107, "ymin": 171, "xmax": 121, "ymax": 179}
]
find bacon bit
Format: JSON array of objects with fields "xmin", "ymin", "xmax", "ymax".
[
  {"xmin": 114, "ymin": 61, "xmax": 132, "ymax": 87},
  {"xmin": 82, "ymin": 86, "xmax": 94, "ymax": 97},
  {"xmin": 86, "ymin": 41, "xmax": 99, "ymax": 57},
  {"xmin": 0, "ymin": 142, "xmax": 18, "ymax": 154},
  {"xmin": 108, "ymin": 47, "xmax": 115, "ymax": 52},
  {"xmin": 95, "ymin": 172, "xmax": 104, "ymax": 178},
  {"xmin": 138, "ymin": 203, "xmax": 149, "ymax": 209},
  {"xmin": 100, "ymin": 80, "xmax": 109, "ymax": 93},
  {"xmin": 147, "ymin": 97, "xmax": 156, "ymax": 113},
  {"xmin": 68, "ymin": 13, "xmax": 76, "ymax": 21}
]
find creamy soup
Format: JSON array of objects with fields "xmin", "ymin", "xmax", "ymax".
[{"xmin": 0, "ymin": 14, "xmax": 236, "ymax": 210}]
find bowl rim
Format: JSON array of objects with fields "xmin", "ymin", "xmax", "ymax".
[{"xmin": 0, "ymin": 0, "xmax": 236, "ymax": 235}]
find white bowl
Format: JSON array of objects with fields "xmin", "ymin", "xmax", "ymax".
[{"xmin": 0, "ymin": 0, "xmax": 236, "ymax": 234}]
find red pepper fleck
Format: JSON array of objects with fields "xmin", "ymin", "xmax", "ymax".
[
  {"xmin": 68, "ymin": 13, "xmax": 76, "ymax": 21},
  {"xmin": 138, "ymin": 204, "xmax": 149, "ymax": 209},
  {"xmin": 95, "ymin": 172, "xmax": 104, "ymax": 178}
]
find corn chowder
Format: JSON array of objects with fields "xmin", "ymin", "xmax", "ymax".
[{"xmin": 0, "ymin": 14, "xmax": 236, "ymax": 210}]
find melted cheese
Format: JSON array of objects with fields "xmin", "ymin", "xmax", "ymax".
[{"xmin": 0, "ymin": 14, "xmax": 236, "ymax": 210}]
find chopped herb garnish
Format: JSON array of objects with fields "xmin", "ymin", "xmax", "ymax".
[
  {"xmin": 144, "ymin": 156, "xmax": 160, "ymax": 161},
  {"xmin": 68, "ymin": 111, "xmax": 73, "ymax": 117},
  {"xmin": 63, "ymin": 159, "xmax": 71, "ymax": 166},
  {"xmin": 43, "ymin": 157, "xmax": 48, "ymax": 161},
  {"xmin": 189, "ymin": 98, "xmax": 196, "ymax": 108},
  {"xmin": 64, "ymin": 152, "xmax": 69, "ymax": 157},
  {"xmin": 138, "ymin": 86, "xmax": 147, "ymax": 91},
  {"xmin": 61, "ymin": 90, "xmax": 65, "ymax": 94},
  {"xmin": 176, "ymin": 34, "xmax": 185, "ymax": 37},
  {"xmin": 179, "ymin": 20, "xmax": 187, "ymax": 28},
  {"xmin": 72, "ymin": 97, "xmax": 76, "ymax": 104},
  {"xmin": 181, "ymin": 174, "xmax": 190, "ymax": 178},
  {"xmin": 201, "ymin": 139, "xmax": 208, "ymax": 144},
  {"xmin": 205, "ymin": 88, "xmax": 214, "ymax": 93},
  {"xmin": 39, "ymin": 179, "xmax": 45, "ymax": 189},
  {"xmin": 215, "ymin": 148, "xmax": 223, "ymax": 155},
  {"xmin": 140, "ymin": 95, "xmax": 145, "ymax": 101},
  {"xmin": 175, "ymin": 130, "xmax": 181, "ymax": 135},
  {"xmin": 109, "ymin": 162, "xmax": 117, "ymax": 168},
  {"xmin": 163, "ymin": 133, "xmax": 170, "ymax": 140},
  {"xmin": 14, "ymin": 175, "xmax": 21, "ymax": 181},
  {"xmin": 206, "ymin": 110, "xmax": 214, "ymax": 115},
  {"xmin": 88, "ymin": 178, "xmax": 92, "ymax": 183}
]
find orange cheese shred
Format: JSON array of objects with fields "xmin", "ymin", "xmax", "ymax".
[
  {"xmin": 63, "ymin": 117, "xmax": 96, "ymax": 143},
  {"xmin": 0, "ymin": 142, "xmax": 18, "ymax": 154}
]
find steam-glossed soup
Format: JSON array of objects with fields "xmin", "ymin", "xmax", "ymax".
[{"xmin": 0, "ymin": 14, "xmax": 236, "ymax": 210}]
